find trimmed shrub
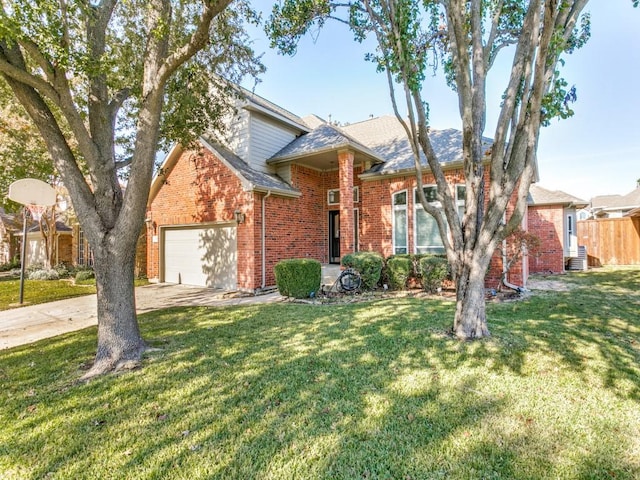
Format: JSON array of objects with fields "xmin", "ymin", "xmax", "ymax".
[
  {"xmin": 28, "ymin": 269, "xmax": 60, "ymax": 281},
  {"xmin": 75, "ymin": 270, "xmax": 95, "ymax": 283},
  {"xmin": 419, "ymin": 256, "xmax": 449, "ymax": 293},
  {"xmin": 385, "ymin": 255, "xmax": 413, "ymax": 290},
  {"xmin": 341, "ymin": 251, "xmax": 384, "ymax": 290},
  {"xmin": 274, "ymin": 258, "xmax": 321, "ymax": 299}
]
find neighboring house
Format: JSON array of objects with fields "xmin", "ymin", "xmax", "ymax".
[
  {"xmin": 146, "ymin": 91, "xmax": 529, "ymax": 292},
  {"xmin": 590, "ymin": 182, "xmax": 640, "ymax": 218},
  {"xmin": 22, "ymin": 221, "xmax": 73, "ymax": 267},
  {"xmin": 1, "ymin": 208, "xmax": 73, "ymax": 267},
  {"xmin": 527, "ymin": 185, "xmax": 588, "ymax": 273},
  {"xmin": 0, "ymin": 208, "xmax": 22, "ymax": 264},
  {"xmin": 72, "ymin": 224, "xmax": 147, "ymax": 277}
]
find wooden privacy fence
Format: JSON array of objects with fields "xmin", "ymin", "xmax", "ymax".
[{"xmin": 577, "ymin": 217, "xmax": 640, "ymax": 266}]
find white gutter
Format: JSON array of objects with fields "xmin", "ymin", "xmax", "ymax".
[{"xmin": 261, "ymin": 190, "xmax": 272, "ymax": 289}]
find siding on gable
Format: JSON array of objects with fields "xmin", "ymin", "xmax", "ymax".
[
  {"xmin": 249, "ymin": 112, "xmax": 299, "ymax": 172},
  {"xmin": 225, "ymin": 108, "xmax": 250, "ymax": 160}
]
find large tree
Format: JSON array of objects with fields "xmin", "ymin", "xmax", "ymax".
[
  {"xmin": 268, "ymin": 0, "xmax": 601, "ymax": 338},
  {"xmin": 0, "ymin": 0, "xmax": 263, "ymax": 377}
]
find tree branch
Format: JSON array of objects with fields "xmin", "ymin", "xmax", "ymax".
[{"xmin": 157, "ymin": 0, "xmax": 234, "ymax": 86}]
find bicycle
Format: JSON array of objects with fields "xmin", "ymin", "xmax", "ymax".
[{"xmin": 321, "ymin": 267, "xmax": 362, "ymax": 295}]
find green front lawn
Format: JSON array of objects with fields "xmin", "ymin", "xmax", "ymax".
[
  {"xmin": 0, "ymin": 268, "xmax": 638, "ymax": 479},
  {"xmin": 0, "ymin": 278, "xmax": 96, "ymax": 310},
  {"xmin": 0, "ymin": 277, "xmax": 149, "ymax": 311}
]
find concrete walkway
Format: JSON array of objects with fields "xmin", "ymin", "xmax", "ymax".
[{"xmin": 0, "ymin": 284, "xmax": 284, "ymax": 351}]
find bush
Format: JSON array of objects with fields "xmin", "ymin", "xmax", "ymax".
[
  {"xmin": 28, "ymin": 269, "xmax": 60, "ymax": 281},
  {"xmin": 274, "ymin": 259, "xmax": 321, "ymax": 299},
  {"xmin": 75, "ymin": 270, "xmax": 95, "ymax": 282},
  {"xmin": 419, "ymin": 256, "xmax": 449, "ymax": 293},
  {"xmin": 385, "ymin": 255, "xmax": 413, "ymax": 290},
  {"xmin": 341, "ymin": 251, "xmax": 384, "ymax": 290},
  {"xmin": 53, "ymin": 263, "xmax": 71, "ymax": 278},
  {"xmin": 0, "ymin": 256, "xmax": 20, "ymax": 272}
]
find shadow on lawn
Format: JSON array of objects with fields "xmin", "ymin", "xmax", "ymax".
[
  {"xmin": 487, "ymin": 268, "xmax": 640, "ymax": 401},
  {"xmin": 0, "ymin": 268, "xmax": 638, "ymax": 478}
]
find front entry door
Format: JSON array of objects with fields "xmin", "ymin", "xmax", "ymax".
[{"xmin": 329, "ymin": 211, "xmax": 340, "ymax": 264}]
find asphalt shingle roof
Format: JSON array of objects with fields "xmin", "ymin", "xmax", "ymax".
[
  {"xmin": 201, "ymin": 138, "xmax": 300, "ymax": 195},
  {"xmin": 269, "ymin": 123, "xmax": 383, "ymax": 163},
  {"xmin": 240, "ymin": 87, "xmax": 309, "ymax": 132},
  {"xmin": 527, "ymin": 184, "xmax": 588, "ymax": 207},
  {"xmin": 342, "ymin": 116, "xmax": 493, "ymax": 175},
  {"xmin": 591, "ymin": 187, "xmax": 640, "ymax": 209}
]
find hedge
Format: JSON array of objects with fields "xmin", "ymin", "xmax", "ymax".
[
  {"xmin": 419, "ymin": 256, "xmax": 449, "ymax": 293},
  {"xmin": 385, "ymin": 255, "xmax": 413, "ymax": 290},
  {"xmin": 274, "ymin": 258, "xmax": 321, "ymax": 298},
  {"xmin": 341, "ymin": 251, "xmax": 384, "ymax": 290}
]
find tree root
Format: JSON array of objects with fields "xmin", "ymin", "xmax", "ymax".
[{"xmin": 79, "ymin": 344, "xmax": 151, "ymax": 382}]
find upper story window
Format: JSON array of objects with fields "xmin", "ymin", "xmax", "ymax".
[
  {"xmin": 327, "ymin": 186, "xmax": 360, "ymax": 205},
  {"xmin": 392, "ymin": 191, "xmax": 408, "ymax": 254}
]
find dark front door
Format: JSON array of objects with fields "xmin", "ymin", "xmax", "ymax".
[{"xmin": 329, "ymin": 210, "xmax": 340, "ymax": 264}]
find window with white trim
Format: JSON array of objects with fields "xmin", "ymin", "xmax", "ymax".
[
  {"xmin": 456, "ymin": 184, "xmax": 466, "ymax": 218},
  {"xmin": 327, "ymin": 187, "xmax": 359, "ymax": 205},
  {"xmin": 414, "ymin": 185, "xmax": 445, "ymax": 254},
  {"xmin": 392, "ymin": 191, "xmax": 408, "ymax": 254}
]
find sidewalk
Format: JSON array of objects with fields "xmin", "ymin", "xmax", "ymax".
[{"xmin": 0, "ymin": 284, "xmax": 283, "ymax": 350}]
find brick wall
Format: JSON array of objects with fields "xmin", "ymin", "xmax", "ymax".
[
  {"xmin": 527, "ymin": 205, "xmax": 565, "ymax": 273},
  {"xmin": 360, "ymin": 168, "xmax": 526, "ymax": 289},
  {"xmin": 57, "ymin": 234, "xmax": 73, "ymax": 265},
  {"xmin": 258, "ymin": 164, "xmax": 326, "ymax": 288},
  {"xmin": 147, "ymin": 147, "xmax": 255, "ymax": 288},
  {"xmin": 148, "ymin": 140, "xmax": 532, "ymax": 291},
  {"xmin": 148, "ymin": 144, "xmax": 369, "ymax": 291}
]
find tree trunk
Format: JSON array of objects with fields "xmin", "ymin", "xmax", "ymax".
[
  {"xmin": 453, "ymin": 259, "xmax": 490, "ymax": 339},
  {"xmin": 83, "ymin": 236, "xmax": 146, "ymax": 379}
]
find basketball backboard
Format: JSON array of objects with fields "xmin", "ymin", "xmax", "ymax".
[{"xmin": 8, "ymin": 178, "xmax": 56, "ymax": 206}]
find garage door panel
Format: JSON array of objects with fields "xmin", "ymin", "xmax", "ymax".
[{"xmin": 163, "ymin": 226, "xmax": 237, "ymax": 289}]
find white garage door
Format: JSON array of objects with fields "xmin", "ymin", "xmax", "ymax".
[{"xmin": 163, "ymin": 225, "xmax": 237, "ymax": 290}]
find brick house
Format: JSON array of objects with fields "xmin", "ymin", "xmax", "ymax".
[
  {"xmin": 527, "ymin": 185, "xmax": 588, "ymax": 273},
  {"xmin": 0, "ymin": 208, "xmax": 22, "ymax": 265},
  {"xmin": 1, "ymin": 208, "xmax": 73, "ymax": 267},
  {"xmin": 147, "ymin": 91, "xmax": 551, "ymax": 291}
]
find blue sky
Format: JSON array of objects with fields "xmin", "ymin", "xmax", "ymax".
[{"xmin": 243, "ymin": 1, "xmax": 640, "ymax": 201}]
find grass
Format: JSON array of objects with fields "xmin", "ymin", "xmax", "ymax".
[
  {"xmin": 0, "ymin": 277, "xmax": 149, "ymax": 311},
  {"xmin": 0, "ymin": 277, "xmax": 96, "ymax": 311},
  {"xmin": 0, "ymin": 267, "xmax": 638, "ymax": 479}
]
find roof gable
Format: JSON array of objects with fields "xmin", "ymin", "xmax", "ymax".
[
  {"xmin": 148, "ymin": 139, "xmax": 300, "ymax": 206},
  {"xmin": 268, "ymin": 123, "xmax": 384, "ymax": 164},
  {"xmin": 528, "ymin": 184, "xmax": 588, "ymax": 208}
]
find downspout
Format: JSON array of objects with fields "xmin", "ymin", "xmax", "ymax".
[{"xmin": 261, "ymin": 190, "xmax": 272, "ymax": 289}]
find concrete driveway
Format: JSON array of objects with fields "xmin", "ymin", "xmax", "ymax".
[{"xmin": 0, "ymin": 284, "xmax": 283, "ymax": 350}]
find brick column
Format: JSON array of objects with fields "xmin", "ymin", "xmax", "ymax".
[{"xmin": 338, "ymin": 149, "xmax": 355, "ymax": 258}]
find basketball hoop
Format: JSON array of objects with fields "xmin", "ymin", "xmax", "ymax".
[
  {"xmin": 7, "ymin": 178, "xmax": 57, "ymax": 305},
  {"xmin": 27, "ymin": 204, "xmax": 48, "ymax": 222}
]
